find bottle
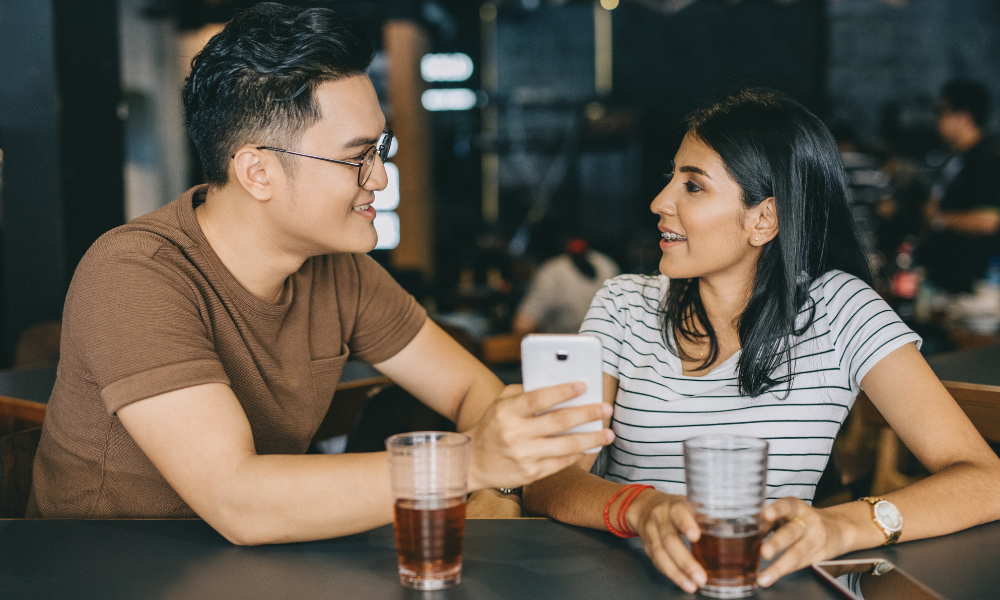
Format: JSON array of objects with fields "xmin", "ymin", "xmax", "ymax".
[
  {"xmin": 985, "ymin": 256, "xmax": 1000, "ymax": 289},
  {"xmin": 891, "ymin": 239, "xmax": 919, "ymax": 323}
]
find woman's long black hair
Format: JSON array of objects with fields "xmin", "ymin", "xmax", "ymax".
[{"xmin": 661, "ymin": 88, "xmax": 872, "ymax": 397}]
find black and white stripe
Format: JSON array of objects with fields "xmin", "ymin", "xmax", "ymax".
[{"xmin": 583, "ymin": 270, "xmax": 921, "ymax": 503}]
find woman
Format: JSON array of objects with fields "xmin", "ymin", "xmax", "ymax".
[{"xmin": 522, "ymin": 89, "xmax": 1000, "ymax": 592}]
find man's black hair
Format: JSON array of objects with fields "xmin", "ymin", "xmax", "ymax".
[
  {"xmin": 940, "ymin": 79, "xmax": 992, "ymax": 130},
  {"xmin": 182, "ymin": 2, "xmax": 375, "ymax": 185}
]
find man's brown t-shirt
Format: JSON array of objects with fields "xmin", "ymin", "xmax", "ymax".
[{"xmin": 27, "ymin": 186, "xmax": 426, "ymax": 518}]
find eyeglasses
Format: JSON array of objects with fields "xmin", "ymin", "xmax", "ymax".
[{"xmin": 256, "ymin": 127, "xmax": 393, "ymax": 187}]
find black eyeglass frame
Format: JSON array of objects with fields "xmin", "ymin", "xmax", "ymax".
[{"xmin": 255, "ymin": 127, "xmax": 393, "ymax": 187}]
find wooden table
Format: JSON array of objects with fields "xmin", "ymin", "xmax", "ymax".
[{"xmin": 1, "ymin": 517, "xmax": 998, "ymax": 599}]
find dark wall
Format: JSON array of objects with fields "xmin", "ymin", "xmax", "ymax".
[
  {"xmin": 828, "ymin": 0, "xmax": 1000, "ymax": 156},
  {"xmin": 611, "ymin": 0, "xmax": 827, "ymax": 203},
  {"xmin": 0, "ymin": 0, "xmax": 123, "ymax": 366}
]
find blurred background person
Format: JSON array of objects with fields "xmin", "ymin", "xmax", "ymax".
[
  {"xmin": 922, "ymin": 79, "xmax": 1000, "ymax": 293},
  {"xmin": 513, "ymin": 238, "xmax": 619, "ymax": 335},
  {"xmin": 831, "ymin": 123, "xmax": 886, "ymax": 267}
]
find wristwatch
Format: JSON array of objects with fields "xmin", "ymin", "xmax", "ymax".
[
  {"xmin": 498, "ymin": 487, "xmax": 522, "ymax": 497},
  {"xmin": 860, "ymin": 497, "xmax": 903, "ymax": 545}
]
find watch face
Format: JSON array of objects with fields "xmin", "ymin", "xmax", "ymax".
[{"xmin": 874, "ymin": 501, "xmax": 903, "ymax": 532}]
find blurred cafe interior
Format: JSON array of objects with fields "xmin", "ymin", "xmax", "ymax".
[{"xmin": 2, "ymin": 0, "xmax": 1000, "ymax": 596}]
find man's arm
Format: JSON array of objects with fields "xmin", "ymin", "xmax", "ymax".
[
  {"xmin": 936, "ymin": 207, "xmax": 1000, "ymax": 235},
  {"xmin": 117, "ymin": 318, "xmax": 612, "ymax": 545},
  {"xmin": 374, "ymin": 318, "xmax": 614, "ymax": 491},
  {"xmin": 117, "ymin": 382, "xmax": 396, "ymax": 545},
  {"xmin": 926, "ymin": 194, "xmax": 1000, "ymax": 236}
]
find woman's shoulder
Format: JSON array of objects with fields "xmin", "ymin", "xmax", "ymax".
[
  {"xmin": 600, "ymin": 273, "xmax": 668, "ymax": 300},
  {"xmin": 809, "ymin": 269, "xmax": 876, "ymax": 307}
]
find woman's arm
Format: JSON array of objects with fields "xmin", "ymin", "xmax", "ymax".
[
  {"xmin": 756, "ymin": 342, "xmax": 1000, "ymax": 586},
  {"xmin": 523, "ymin": 373, "xmax": 710, "ymax": 594}
]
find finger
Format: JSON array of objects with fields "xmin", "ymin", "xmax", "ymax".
[
  {"xmin": 530, "ymin": 427, "xmax": 615, "ymax": 458},
  {"xmin": 643, "ymin": 524, "xmax": 700, "ymax": 594},
  {"xmin": 758, "ymin": 540, "xmax": 810, "ymax": 588},
  {"xmin": 669, "ymin": 501, "xmax": 701, "ymax": 543},
  {"xmin": 522, "ymin": 401, "xmax": 612, "ymax": 438},
  {"xmin": 519, "ymin": 382, "xmax": 587, "ymax": 415},
  {"xmin": 761, "ymin": 497, "xmax": 801, "ymax": 525},
  {"xmin": 663, "ymin": 533, "xmax": 706, "ymax": 589},
  {"xmin": 497, "ymin": 384, "xmax": 523, "ymax": 399},
  {"xmin": 760, "ymin": 520, "xmax": 807, "ymax": 561}
]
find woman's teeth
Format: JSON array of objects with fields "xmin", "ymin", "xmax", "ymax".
[
  {"xmin": 353, "ymin": 204, "xmax": 372, "ymax": 211},
  {"xmin": 661, "ymin": 232, "xmax": 687, "ymax": 242}
]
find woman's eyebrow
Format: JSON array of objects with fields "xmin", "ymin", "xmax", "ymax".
[{"xmin": 679, "ymin": 165, "xmax": 712, "ymax": 180}]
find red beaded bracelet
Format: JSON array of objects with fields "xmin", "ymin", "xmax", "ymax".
[{"xmin": 603, "ymin": 484, "xmax": 654, "ymax": 538}]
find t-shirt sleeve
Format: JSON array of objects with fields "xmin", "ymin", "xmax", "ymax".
[
  {"xmin": 823, "ymin": 272, "xmax": 922, "ymax": 393},
  {"xmin": 346, "ymin": 254, "xmax": 427, "ymax": 364},
  {"xmin": 578, "ymin": 277, "xmax": 630, "ymax": 379},
  {"xmin": 516, "ymin": 263, "xmax": 558, "ymax": 324},
  {"xmin": 66, "ymin": 247, "xmax": 230, "ymax": 415}
]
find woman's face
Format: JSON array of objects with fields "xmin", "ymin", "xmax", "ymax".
[{"xmin": 651, "ymin": 132, "xmax": 765, "ymax": 281}]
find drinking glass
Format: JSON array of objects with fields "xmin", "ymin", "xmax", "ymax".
[
  {"xmin": 386, "ymin": 431, "xmax": 470, "ymax": 590},
  {"xmin": 684, "ymin": 434, "xmax": 769, "ymax": 599}
]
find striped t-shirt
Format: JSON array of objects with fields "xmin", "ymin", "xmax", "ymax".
[{"xmin": 581, "ymin": 270, "xmax": 921, "ymax": 503}]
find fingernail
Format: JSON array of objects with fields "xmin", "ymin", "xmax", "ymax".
[
  {"xmin": 605, "ymin": 430, "xmax": 615, "ymax": 443},
  {"xmin": 693, "ymin": 571, "xmax": 707, "ymax": 586},
  {"xmin": 758, "ymin": 573, "xmax": 773, "ymax": 587},
  {"xmin": 683, "ymin": 580, "xmax": 698, "ymax": 594},
  {"xmin": 601, "ymin": 404, "xmax": 613, "ymax": 417},
  {"xmin": 573, "ymin": 381, "xmax": 586, "ymax": 393}
]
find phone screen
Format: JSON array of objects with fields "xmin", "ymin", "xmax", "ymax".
[{"xmin": 813, "ymin": 560, "xmax": 944, "ymax": 600}]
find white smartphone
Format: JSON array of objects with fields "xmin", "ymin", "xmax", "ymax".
[
  {"xmin": 812, "ymin": 559, "xmax": 944, "ymax": 600},
  {"xmin": 521, "ymin": 334, "xmax": 605, "ymax": 453}
]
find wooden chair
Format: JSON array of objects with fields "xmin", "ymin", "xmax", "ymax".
[
  {"xmin": 0, "ymin": 427, "xmax": 42, "ymax": 518},
  {"xmin": 0, "ymin": 395, "xmax": 46, "ymax": 438},
  {"xmin": 860, "ymin": 381, "xmax": 1000, "ymax": 496}
]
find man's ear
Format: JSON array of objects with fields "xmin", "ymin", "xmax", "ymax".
[
  {"xmin": 231, "ymin": 147, "xmax": 278, "ymax": 201},
  {"xmin": 748, "ymin": 197, "xmax": 778, "ymax": 246}
]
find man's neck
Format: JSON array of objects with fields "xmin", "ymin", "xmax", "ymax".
[{"xmin": 195, "ymin": 185, "xmax": 305, "ymax": 304}]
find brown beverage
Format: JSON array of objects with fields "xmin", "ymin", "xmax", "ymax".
[
  {"xmin": 691, "ymin": 517, "xmax": 764, "ymax": 594},
  {"xmin": 393, "ymin": 496, "xmax": 466, "ymax": 588}
]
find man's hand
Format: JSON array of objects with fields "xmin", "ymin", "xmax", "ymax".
[{"xmin": 465, "ymin": 382, "xmax": 614, "ymax": 491}]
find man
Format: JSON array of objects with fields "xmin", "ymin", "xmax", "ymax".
[
  {"xmin": 923, "ymin": 79, "xmax": 1000, "ymax": 293},
  {"xmin": 27, "ymin": 3, "xmax": 613, "ymax": 544}
]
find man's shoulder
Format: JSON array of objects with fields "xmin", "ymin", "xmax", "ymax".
[{"xmin": 74, "ymin": 194, "xmax": 201, "ymax": 290}]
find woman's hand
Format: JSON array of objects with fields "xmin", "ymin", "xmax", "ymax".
[
  {"xmin": 625, "ymin": 489, "xmax": 707, "ymax": 594},
  {"xmin": 757, "ymin": 497, "xmax": 854, "ymax": 587}
]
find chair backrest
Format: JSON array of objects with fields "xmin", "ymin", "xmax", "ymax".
[
  {"xmin": 857, "ymin": 383, "xmax": 1000, "ymax": 444},
  {"xmin": 942, "ymin": 381, "xmax": 1000, "ymax": 444},
  {"xmin": 0, "ymin": 427, "xmax": 42, "ymax": 518}
]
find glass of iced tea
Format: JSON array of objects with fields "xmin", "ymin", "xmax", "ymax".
[
  {"xmin": 386, "ymin": 431, "xmax": 471, "ymax": 590},
  {"xmin": 683, "ymin": 434, "xmax": 768, "ymax": 599}
]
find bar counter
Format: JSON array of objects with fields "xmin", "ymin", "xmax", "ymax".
[{"xmin": 2, "ymin": 517, "xmax": 998, "ymax": 599}]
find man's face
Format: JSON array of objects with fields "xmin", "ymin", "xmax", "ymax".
[
  {"xmin": 268, "ymin": 75, "xmax": 388, "ymax": 256},
  {"xmin": 936, "ymin": 100, "xmax": 973, "ymax": 148}
]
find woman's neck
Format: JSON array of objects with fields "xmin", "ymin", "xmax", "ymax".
[{"xmin": 696, "ymin": 269, "xmax": 754, "ymax": 340}]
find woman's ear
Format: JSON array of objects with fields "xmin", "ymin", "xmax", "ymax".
[
  {"xmin": 748, "ymin": 197, "xmax": 778, "ymax": 246},
  {"xmin": 231, "ymin": 147, "xmax": 276, "ymax": 202}
]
